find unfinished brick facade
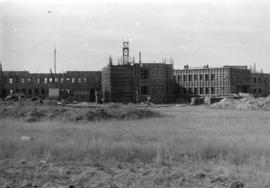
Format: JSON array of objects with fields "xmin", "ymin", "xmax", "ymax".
[
  {"xmin": 250, "ymin": 72, "xmax": 270, "ymax": 97},
  {"xmin": 1, "ymin": 41, "xmax": 270, "ymax": 103},
  {"xmin": 0, "ymin": 67, "xmax": 101, "ymax": 101},
  {"xmin": 101, "ymin": 62, "xmax": 174, "ymax": 103}
]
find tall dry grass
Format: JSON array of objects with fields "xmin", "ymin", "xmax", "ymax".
[{"xmin": 1, "ymin": 106, "xmax": 270, "ymax": 168}]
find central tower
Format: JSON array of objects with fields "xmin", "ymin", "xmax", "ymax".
[{"xmin": 122, "ymin": 41, "xmax": 129, "ymax": 64}]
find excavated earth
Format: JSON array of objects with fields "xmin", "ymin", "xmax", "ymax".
[
  {"xmin": 0, "ymin": 101, "xmax": 161, "ymax": 122},
  {"xmin": 0, "ymin": 159, "xmax": 246, "ymax": 188},
  {"xmin": 211, "ymin": 96, "xmax": 270, "ymax": 110}
]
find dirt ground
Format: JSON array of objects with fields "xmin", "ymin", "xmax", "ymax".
[{"xmin": 0, "ymin": 159, "xmax": 245, "ymax": 188}]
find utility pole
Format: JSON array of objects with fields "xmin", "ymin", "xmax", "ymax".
[
  {"xmin": 48, "ymin": 11, "xmax": 57, "ymax": 74},
  {"xmin": 54, "ymin": 46, "xmax": 56, "ymax": 74}
]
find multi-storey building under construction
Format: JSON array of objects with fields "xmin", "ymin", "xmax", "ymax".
[
  {"xmin": 0, "ymin": 41, "xmax": 269, "ymax": 103},
  {"xmin": 0, "ymin": 65, "xmax": 101, "ymax": 101},
  {"xmin": 174, "ymin": 65, "xmax": 270, "ymax": 100},
  {"xmin": 101, "ymin": 42, "xmax": 175, "ymax": 103}
]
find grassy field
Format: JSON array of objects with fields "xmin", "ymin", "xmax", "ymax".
[{"xmin": 1, "ymin": 105, "xmax": 270, "ymax": 187}]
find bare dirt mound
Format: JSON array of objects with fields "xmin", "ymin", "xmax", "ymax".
[
  {"xmin": 0, "ymin": 103, "xmax": 161, "ymax": 122},
  {"xmin": 211, "ymin": 96, "xmax": 270, "ymax": 110},
  {"xmin": 0, "ymin": 160, "xmax": 244, "ymax": 188}
]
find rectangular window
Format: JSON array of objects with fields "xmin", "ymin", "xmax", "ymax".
[
  {"xmin": 259, "ymin": 89, "xmax": 262, "ymax": 93},
  {"xmin": 41, "ymin": 89, "xmax": 45, "ymax": 94},
  {"xmin": 194, "ymin": 88, "xmax": 198, "ymax": 94},
  {"xmin": 199, "ymin": 74, "xmax": 203, "ymax": 80},
  {"xmin": 37, "ymin": 78, "xmax": 40, "ymax": 83},
  {"xmin": 28, "ymin": 78, "xmax": 31, "ymax": 83},
  {"xmin": 211, "ymin": 74, "xmax": 215, "ymax": 81},
  {"xmin": 205, "ymin": 88, "xmax": 209, "ymax": 94},
  {"xmin": 141, "ymin": 86, "xmax": 148, "ymax": 95},
  {"xmin": 258, "ymin": 77, "xmax": 262, "ymax": 83},
  {"xmin": 211, "ymin": 87, "xmax": 215, "ymax": 94},
  {"xmin": 200, "ymin": 88, "xmax": 203, "ymax": 94},
  {"xmin": 44, "ymin": 78, "xmax": 47, "ymax": 84},
  {"xmin": 188, "ymin": 88, "xmax": 192, "ymax": 94},
  {"xmin": 72, "ymin": 78, "xmax": 75, "ymax": 83},
  {"xmin": 83, "ymin": 78, "xmax": 87, "ymax": 83},
  {"xmin": 9, "ymin": 78, "xmax": 13, "ymax": 84},
  {"xmin": 183, "ymin": 75, "xmax": 186, "ymax": 81},
  {"xmin": 141, "ymin": 69, "xmax": 149, "ymax": 79},
  {"xmin": 55, "ymin": 78, "xmax": 58, "ymax": 82},
  {"xmin": 78, "ymin": 78, "xmax": 82, "ymax": 83},
  {"xmin": 66, "ymin": 78, "xmax": 70, "ymax": 82},
  {"xmin": 205, "ymin": 75, "xmax": 209, "ymax": 81},
  {"xmin": 177, "ymin": 75, "xmax": 181, "ymax": 82},
  {"xmin": 49, "ymin": 78, "xmax": 53, "ymax": 82},
  {"xmin": 194, "ymin": 75, "xmax": 198, "ymax": 81},
  {"xmin": 10, "ymin": 89, "xmax": 13, "ymax": 94},
  {"xmin": 35, "ymin": 89, "xmax": 39, "ymax": 95},
  {"xmin": 22, "ymin": 89, "xmax": 26, "ymax": 93},
  {"xmin": 28, "ymin": 89, "xmax": 32, "ymax": 94},
  {"xmin": 60, "ymin": 78, "xmax": 64, "ymax": 83},
  {"xmin": 21, "ymin": 78, "xmax": 25, "ymax": 84},
  {"xmin": 254, "ymin": 78, "xmax": 256, "ymax": 83},
  {"xmin": 188, "ymin": 75, "xmax": 192, "ymax": 81}
]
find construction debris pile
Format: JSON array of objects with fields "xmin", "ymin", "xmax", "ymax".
[
  {"xmin": 211, "ymin": 96, "xmax": 270, "ymax": 110},
  {"xmin": 0, "ymin": 102, "xmax": 161, "ymax": 122}
]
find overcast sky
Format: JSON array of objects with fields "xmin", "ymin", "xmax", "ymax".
[{"xmin": 0, "ymin": 0, "xmax": 270, "ymax": 73}]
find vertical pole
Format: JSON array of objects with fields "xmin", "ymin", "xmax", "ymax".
[{"xmin": 54, "ymin": 46, "xmax": 56, "ymax": 74}]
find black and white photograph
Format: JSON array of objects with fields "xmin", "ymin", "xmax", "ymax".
[{"xmin": 0, "ymin": 0, "xmax": 270, "ymax": 187}]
